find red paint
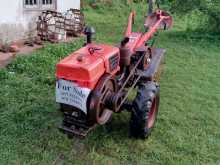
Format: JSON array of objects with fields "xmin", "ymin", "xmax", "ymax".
[
  {"xmin": 56, "ymin": 10, "xmax": 172, "ymax": 90},
  {"xmin": 124, "ymin": 10, "xmax": 172, "ymax": 51},
  {"xmin": 124, "ymin": 11, "xmax": 136, "ymax": 37},
  {"xmin": 125, "ymin": 32, "xmax": 142, "ymax": 53},
  {"xmin": 56, "ymin": 43, "xmax": 120, "ymax": 89},
  {"xmin": 135, "ymin": 10, "xmax": 173, "ymax": 48}
]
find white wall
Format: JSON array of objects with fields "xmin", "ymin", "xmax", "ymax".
[
  {"xmin": 0, "ymin": 0, "xmax": 41, "ymax": 43},
  {"xmin": 57, "ymin": 0, "xmax": 80, "ymax": 13},
  {"xmin": 0, "ymin": 0, "xmax": 81, "ymax": 43}
]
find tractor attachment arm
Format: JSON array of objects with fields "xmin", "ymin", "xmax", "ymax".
[
  {"xmin": 124, "ymin": 11, "xmax": 136, "ymax": 38},
  {"xmin": 135, "ymin": 10, "xmax": 172, "ymax": 49}
]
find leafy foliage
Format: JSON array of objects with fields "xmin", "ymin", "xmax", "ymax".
[{"xmin": 166, "ymin": 0, "xmax": 220, "ymax": 32}]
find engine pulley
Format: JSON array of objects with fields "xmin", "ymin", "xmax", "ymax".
[{"xmin": 88, "ymin": 74, "xmax": 116, "ymax": 125}]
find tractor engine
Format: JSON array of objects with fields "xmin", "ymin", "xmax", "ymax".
[{"xmin": 56, "ymin": 44, "xmax": 120, "ymax": 89}]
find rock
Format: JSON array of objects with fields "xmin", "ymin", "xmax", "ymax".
[
  {"xmin": 9, "ymin": 45, "xmax": 20, "ymax": 53},
  {"xmin": 1, "ymin": 45, "xmax": 10, "ymax": 53},
  {"xmin": 34, "ymin": 36, "xmax": 43, "ymax": 45}
]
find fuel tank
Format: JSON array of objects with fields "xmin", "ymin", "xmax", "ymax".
[{"xmin": 56, "ymin": 43, "xmax": 120, "ymax": 89}]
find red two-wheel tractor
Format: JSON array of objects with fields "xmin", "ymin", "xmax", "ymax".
[{"xmin": 55, "ymin": 4, "xmax": 172, "ymax": 138}]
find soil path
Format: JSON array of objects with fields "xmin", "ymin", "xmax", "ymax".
[{"xmin": 0, "ymin": 45, "xmax": 43, "ymax": 68}]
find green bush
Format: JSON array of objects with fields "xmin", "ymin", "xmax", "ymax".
[{"xmin": 166, "ymin": 0, "xmax": 220, "ymax": 32}]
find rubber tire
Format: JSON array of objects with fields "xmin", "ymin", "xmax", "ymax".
[{"xmin": 130, "ymin": 82, "xmax": 160, "ymax": 139}]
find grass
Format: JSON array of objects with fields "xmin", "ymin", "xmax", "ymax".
[{"xmin": 0, "ymin": 2, "xmax": 220, "ymax": 165}]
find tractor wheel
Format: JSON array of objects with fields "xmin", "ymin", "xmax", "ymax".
[{"xmin": 130, "ymin": 82, "xmax": 160, "ymax": 139}]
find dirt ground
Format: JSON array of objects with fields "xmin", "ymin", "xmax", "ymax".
[
  {"xmin": 0, "ymin": 45, "xmax": 43, "ymax": 68},
  {"xmin": 0, "ymin": 53, "xmax": 14, "ymax": 68},
  {"xmin": 0, "ymin": 36, "xmax": 78, "ymax": 68}
]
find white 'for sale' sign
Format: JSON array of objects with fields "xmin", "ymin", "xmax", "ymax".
[{"xmin": 56, "ymin": 79, "xmax": 91, "ymax": 114}]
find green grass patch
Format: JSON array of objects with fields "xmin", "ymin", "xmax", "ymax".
[{"xmin": 0, "ymin": 2, "xmax": 220, "ymax": 165}]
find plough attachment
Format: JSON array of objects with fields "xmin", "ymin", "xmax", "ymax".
[{"xmin": 144, "ymin": 10, "xmax": 173, "ymax": 30}]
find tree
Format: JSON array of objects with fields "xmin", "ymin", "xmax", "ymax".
[{"xmin": 169, "ymin": 0, "xmax": 220, "ymax": 32}]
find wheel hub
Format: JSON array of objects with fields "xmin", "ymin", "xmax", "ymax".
[{"xmin": 88, "ymin": 74, "xmax": 116, "ymax": 125}]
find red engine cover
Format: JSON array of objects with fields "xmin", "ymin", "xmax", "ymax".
[{"xmin": 56, "ymin": 43, "xmax": 120, "ymax": 89}]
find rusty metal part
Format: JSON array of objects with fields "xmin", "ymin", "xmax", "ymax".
[
  {"xmin": 142, "ymin": 52, "xmax": 150, "ymax": 70},
  {"xmin": 144, "ymin": 10, "xmax": 173, "ymax": 30},
  {"xmin": 104, "ymin": 50, "xmax": 146, "ymax": 113},
  {"xmin": 59, "ymin": 106, "xmax": 96, "ymax": 138},
  {"xmin": 119, "ymin": 46, "xmax": 132, "ymax": 67},
  {"xmin": 88, "ymin": 74, "xmax": 116, "ymax": 125},
  {"xmin": 104, "ymin": 48, "xmax": 165, "ymax": 113},
  {"xmin": 59, "ymin": 121, "xmax": 95, "ymax": 138},
  {"xmin": 141, "ymin": 48, "xmax": 166, "ymax": 82},
  {"xmin": 137, "ymin": 48, "xmax": 152, "ymax": 70},
  {"xmin": 114, "ymin": 53, "xmax": 144, "ymax": 112}
]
